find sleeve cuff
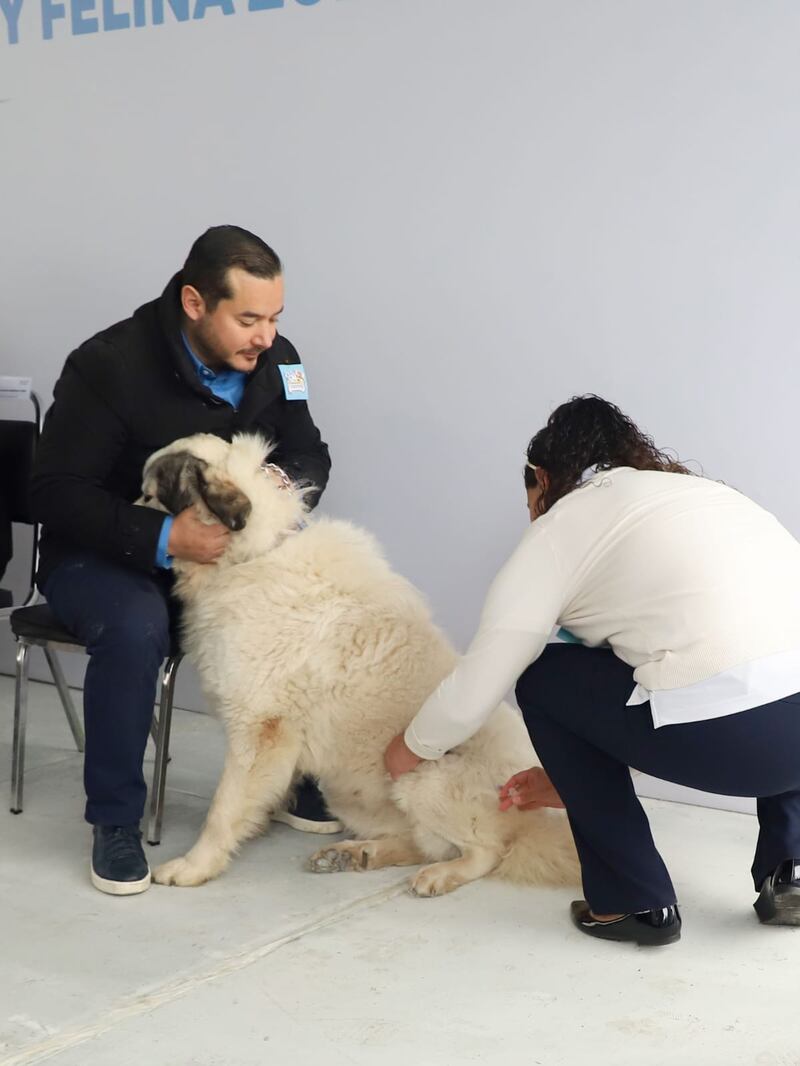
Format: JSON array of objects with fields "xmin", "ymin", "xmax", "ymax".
[
  {"xmin": 404, "ymin": 721, "xmax": 447, "ymax": 761},
  {"xmin": 155, "ymin": 515, "xmax": 174, "ymax": 569}
]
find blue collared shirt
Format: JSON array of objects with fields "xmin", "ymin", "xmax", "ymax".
[
  {"xmin": 155, "ymin": 335, "xmax": 249, "ymax": 568},
  {"xmin": 180, "ymin": 333, "xmax": 248, "ymax": 410}
]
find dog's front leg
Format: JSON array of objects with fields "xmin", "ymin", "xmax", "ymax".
[
  {"xmin": 154, "ymin": 720, "xmax": 302, "ymax": 887},
  {"xmin": 309, "ymin": 834, "xmax": 426, "ymax": 874}
]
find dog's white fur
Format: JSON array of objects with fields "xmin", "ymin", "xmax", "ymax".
[{"xmin": 141, "ymin": 433, "xmax": 579, "ymax": 896}]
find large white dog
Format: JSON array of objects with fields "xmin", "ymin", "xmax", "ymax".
[{"xmin": 141, "ymin": 433, "xmax": 579, "ymax": 897}]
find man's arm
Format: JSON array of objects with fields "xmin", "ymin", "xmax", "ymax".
[
  {"xmin": 255, "ymin": 341, "xmax": 331, "ymax": 507},
  {"xmin": 265, "ymin": 397, "xmax": 331, "ymax": 508},
  {"xmin": 29, "ymin": 348, "xmax": 165, "ymax": 571}
]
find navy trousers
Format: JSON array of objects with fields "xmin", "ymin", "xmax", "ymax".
[
  {"xmin": 43, "ymin": 553, "xmax": 175, "ymax": 827},
  {"xmin": 516, "ymin": 644, "xmax": 800, "ymax": 913}
]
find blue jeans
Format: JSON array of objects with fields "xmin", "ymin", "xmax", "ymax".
[
  {"xmin": 516, "ymin": 644, "xmax": 800, "ymax": 913},
  {"xmin": 43, "ymin": 553, "xmax": 174, "ymax": 826}
]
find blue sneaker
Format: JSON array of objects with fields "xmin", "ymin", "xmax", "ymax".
[
  {"xmin": 91, "ymin": 825, "xmax": 151, "ymax": 896},
  {"xmin": 273, "ymin": 777, "xmax": 343, "ymax": 835}
]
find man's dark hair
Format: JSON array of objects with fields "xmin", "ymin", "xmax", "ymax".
[{"xmin": 181, "ymin": 225, "xmax": 282, "ymax": 310}]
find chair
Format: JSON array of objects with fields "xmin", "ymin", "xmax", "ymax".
[{"xmin": 1, "ymin": 388, "xmax": 182, "ymax": 845}]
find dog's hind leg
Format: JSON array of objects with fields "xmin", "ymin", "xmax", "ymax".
[
  {"xmin": 308, "ymin": 833, "xmax": 425, "ymax": 874},
  {"xmin": 410, "ymin": 844, "xmax": 503, "ymax": 898},
  {"xmin": 154, "ymin": 721, "xmax": 301, "ymax": 887}
]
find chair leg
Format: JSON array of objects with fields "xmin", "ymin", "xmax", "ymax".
[
  {"xmin": 10, "ymin": 641, "xmax": 31, "ymax": 814},
  {"xmin": 147, "ymin": 654, "xmax": 182, "ymax": 846},
  {"xmin": 43, "ymin": 646, "xmax": 85, "ymax": 753}
]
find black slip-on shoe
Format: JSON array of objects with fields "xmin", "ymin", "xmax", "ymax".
[
  {"xmin": 754, "ymin": 859, "xmax": 800, "ymax": 925},
  {"xmin": 570, "ymin": 900, "xmax": 681, "ymax": 946},
  {"xmin": 272, "ymin": 777, "xmax": 343, "ymax": 835},
  {"xmin": 91, "ymin": 824, "xmax": 151, "ymax": 896}
]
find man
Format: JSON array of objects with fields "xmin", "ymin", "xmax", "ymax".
[{"xmin": 31, "ymin": 225, "xmax": 340, "ymax": 896}]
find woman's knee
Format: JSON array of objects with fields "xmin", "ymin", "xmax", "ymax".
[
  {"xmin": 515, "ymin": 644, "xmax": 575, "ymax": 711},
  {"xmin": 516, "ymin": 644, "xmax": 634, "ymax": 712}
]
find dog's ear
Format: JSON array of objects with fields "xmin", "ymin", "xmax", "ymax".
[
  {"xmin": 149, "ymin": 452, "xmax": 209, "ymax": 515},
  {"xmin": 197, "ymin": 468, "xmax": 252, "ymax": 531}
]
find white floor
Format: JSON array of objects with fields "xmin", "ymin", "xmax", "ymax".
[{"xmin": 1, "ymin": 676, "xmax": 798, "ymax": 1066}]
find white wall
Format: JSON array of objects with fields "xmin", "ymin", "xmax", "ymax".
[{"xmin": 2, "ymin": 0, "xmax": 799, "ymax": 811}]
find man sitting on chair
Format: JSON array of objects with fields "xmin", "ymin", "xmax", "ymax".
[{"xmin": 30, "ymin": 225, "xmax": 340, "ymax": 896}]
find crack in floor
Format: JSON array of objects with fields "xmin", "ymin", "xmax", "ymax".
[{"xmin": 0, "ymin": 878, "xmax": 409, "ymax": 1066}]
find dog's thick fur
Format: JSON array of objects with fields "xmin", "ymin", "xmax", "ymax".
[{"xmin": 141, "ymin": 433, "xmax": 579, "ymax": 896}]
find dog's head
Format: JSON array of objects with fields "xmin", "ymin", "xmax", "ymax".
[
  {"xmin": 141, "ymin": 434, "xmax": 251, "ymax": 531},
  {"xmin": 141, "ymin": 433, "xmax": 310, "ymax": 566}
]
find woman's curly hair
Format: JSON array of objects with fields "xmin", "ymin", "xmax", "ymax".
[{"xmin": 525, "ymin": 395, "xmax": 692, "ymax": 516}]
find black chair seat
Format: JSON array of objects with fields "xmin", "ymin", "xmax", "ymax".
[
  {"xmin": 10, "ymin": 603, "xmax": 80, "ymax": 645},
  {"xmin": 10, "ymin": 601, "xmax": 183, "ymax": 657}
]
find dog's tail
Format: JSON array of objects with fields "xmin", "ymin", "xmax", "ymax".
[{"xmin": 493, "ymin": 809, "xmax": 581, "ymax": 887}]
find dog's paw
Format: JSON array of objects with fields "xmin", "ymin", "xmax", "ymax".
[
  {"xmin": 153, "ymin": 855, "xmax": 211, "ymax": 887},
  {"xmin": 307, "ymin": 845, "xmax": 361, "ymax": 874},
  {"xmin": 410, "ymin": 864, "xmax": 462, "ymax": 898}
]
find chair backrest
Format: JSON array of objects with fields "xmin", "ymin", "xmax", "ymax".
[
  {"xmin": 0, "ymin": 420, "xmax": 38, "ymax": 525},
  {"xmin": 0, "ymin": 400, "xmax": 42, "ymax": 614}
]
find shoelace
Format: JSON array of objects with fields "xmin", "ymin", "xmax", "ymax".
[{"xmin": 99, "ymin": 826, "xmax": 144, "ymax": 864}]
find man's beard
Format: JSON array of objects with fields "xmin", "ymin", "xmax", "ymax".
[{"xmin": 189, "ymin": 320, "xmax": 230, "ymax": 371}]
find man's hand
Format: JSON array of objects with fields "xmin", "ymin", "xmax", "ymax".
[
  {"xmin": 384, "ymin": 732, "xmax": 423, "ymax": 780},
  {"xmin": 498, "ymin": 767, "xmax": 565, "ymax": 812},
  {"xmin": 167, "ymin": 508, "xmax": 230, "ymax": 564}
]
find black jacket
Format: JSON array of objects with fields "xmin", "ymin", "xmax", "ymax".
[{"xmin": 31, "ymin": 274, "xmax": 331, "ymax": 584}]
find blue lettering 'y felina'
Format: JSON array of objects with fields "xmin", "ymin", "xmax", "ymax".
[
  {"xmin": 11, "ymin": 0, "xmax": 327, "ymax": 45},
  {"xmin": 102, "ymin": 0, "xmax": 128, "ymax": 30},
  {"xmin": 151, "ymin": 0, "xmax": 188, "ymax": 23},
  {"xmin": 40, "ymin": 0, "xmax": 65, "ymax": 38},
  {"xmin": 0, "ymin": 0, "xmax": 24, "ymax": 44},
  {"xmin": 71, "ymin": 0, "xmax": 98, "ymax": 34}
]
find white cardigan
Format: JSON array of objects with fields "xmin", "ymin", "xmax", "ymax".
[{"xmin": 406, "ymin": 468, "xmax": 800, "ymax": 760}]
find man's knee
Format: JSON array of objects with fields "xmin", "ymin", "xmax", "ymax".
[
  {"xmin": 84, "ymin": 592, "xmax": 170, "ymax": 660},
  {"xmin": 44, "ymin": 554, "xmax": 173, "ymax": 660}
]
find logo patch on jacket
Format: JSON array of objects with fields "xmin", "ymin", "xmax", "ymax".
[{"xmin": 278, "ymin": 364, "xmax": 309, "ymax": 401}]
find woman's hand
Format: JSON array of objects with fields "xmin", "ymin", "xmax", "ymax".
[
  {"xmin": 498, "ymin": 767, "xmax": 565, "ymax": 811},
  {"xmin": 384, "ymin": 732, "xmax": 423, "ymax": 780}
]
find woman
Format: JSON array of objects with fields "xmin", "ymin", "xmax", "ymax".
[{"xmin": 385, "ymin": 396, "xmax": 800, "ymax": 946}]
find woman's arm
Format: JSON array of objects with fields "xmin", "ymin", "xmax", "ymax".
[
  {"xmin": 385, "ymin": 525, "xmax": 567, "ymax": 776},
  {"xmin": 405, "ymin": 627, "xmax": 552, "ymax": 758}
]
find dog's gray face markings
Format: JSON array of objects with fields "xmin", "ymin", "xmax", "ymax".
[
  {"xmin": 148, "ymin": 451, "xmax": 252, "ymax": 531},
  {"xmin": 148, "ymin": 451, "xmax": 206, "ymax": 516},
  {"xmin": 197, "ymin": 468, "xmax": 252, "ymax": 531}
]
